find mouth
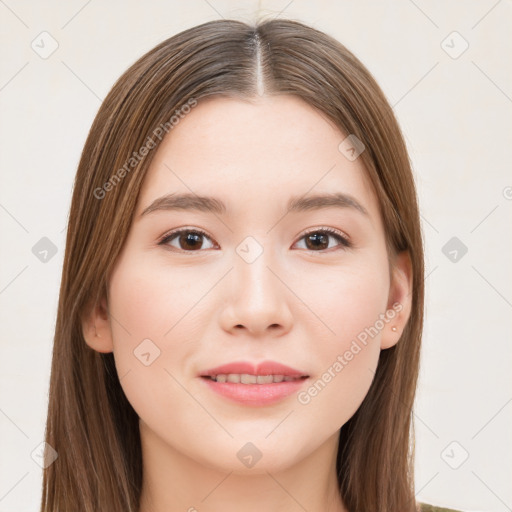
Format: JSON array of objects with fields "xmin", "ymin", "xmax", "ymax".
[{"xmin": 198, "ymin": 361, "xmax": 310, "ymax": 406}]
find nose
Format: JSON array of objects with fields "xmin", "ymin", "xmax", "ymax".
[{"xmin": 219, "ymin": 245, "xmax": 293, "ymax": 337}]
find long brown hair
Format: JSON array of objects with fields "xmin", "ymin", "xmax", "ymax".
[{"xmin": 41, "ymin": 17, "xmax": 424, "ymax": 512}]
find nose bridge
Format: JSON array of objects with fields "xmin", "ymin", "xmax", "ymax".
[
  {"xmin": 234, "ymin": 234, "xmax": 281, "ymax": 305},
  {"xmin": 225, "ymin": 234, "xmax": 292, "ymax": 334}
]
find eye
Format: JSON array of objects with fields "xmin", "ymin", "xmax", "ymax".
[
  {"xmin": 293, "ymin": 227, "xmax": 352, "ymax": 252},
  {"xmin": 158, "ymin": 226, "xmax": 352, "ymax": 253},
  {"xmin": 158, "ymin": 228, "xmax": 216, "ymax": 252}
]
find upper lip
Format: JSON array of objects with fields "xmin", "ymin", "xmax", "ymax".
[{"xmin": 200, "ymin": 360, "xmax": 309, "ymax": 378}]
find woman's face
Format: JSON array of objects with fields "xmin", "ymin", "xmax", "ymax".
[{"xmin": 89, "ymin": 95, "xmax": 411, "ymax": 474}]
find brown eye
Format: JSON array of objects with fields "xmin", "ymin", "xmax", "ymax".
[
  {"xmin": 160, "ymin": 229, "xmax": 215, "ymax": 251},
  {"xmin": 294, "ymin": 228, "xmax": 351, "ymax": 252}
]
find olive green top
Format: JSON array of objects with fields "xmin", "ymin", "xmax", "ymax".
[{"xmin": 419, "ymin": 503, "xmax": 463, "ymax": 512}]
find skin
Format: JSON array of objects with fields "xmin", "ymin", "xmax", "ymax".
[{"xmin": 83, "ymin": 95, "xmax": 413, "ymax": 512}]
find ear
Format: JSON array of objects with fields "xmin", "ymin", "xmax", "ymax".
[
  {"xmin": 380, "ymin": 250, "xmax": 413, "ymax": 350},
  {"xmin": 81, "ymin": 294, "xmax": 114, "ymax": 353}
]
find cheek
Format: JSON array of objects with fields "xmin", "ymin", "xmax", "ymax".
[
  {"xmin": 108, "ymin": 253, "xmax": 203, "ymax": 341},
  {"xmin": 106, "ymin": 257, "xmax": 207, "ymax": 441},
  {"xmin": 302, "ymin": 255, "xmax": 390, "ymax": 352},
  {"xmin": 106, "ymin": 251, "xmax": 222, "ymax": 394},
  {"xmin": 292, "ymin": 257, "xmax": 389, "ymax": 421}
]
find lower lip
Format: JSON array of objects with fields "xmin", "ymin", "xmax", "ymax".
[{"xmin": 200, "ymin": 377, "xmax": 309, "ymax": 406}]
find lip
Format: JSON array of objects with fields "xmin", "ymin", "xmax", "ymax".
[
  {"xmin": 200, "ymin": 360, "xmax": 308, "ymax": 378},
  {"xmin": 199, "ymin": 360, "xmax": 309, "ymax": 407}
]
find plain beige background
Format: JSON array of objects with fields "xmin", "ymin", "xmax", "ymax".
[{"xmin": 0, "ymin": 1, "xmax": 511, "ymax": 511}]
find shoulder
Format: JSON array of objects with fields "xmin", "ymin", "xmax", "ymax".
[{"xmin": 418, "ymin": 503, "xmax": 464, "ymax": 512}]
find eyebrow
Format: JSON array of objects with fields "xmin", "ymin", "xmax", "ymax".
[{"xmin": 139, "ymin": 191, "xmax": 368, "ymax": 218}]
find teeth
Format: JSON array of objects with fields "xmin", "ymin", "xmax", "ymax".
[
  {"xmin": 241, "ymin": 374, "xmax": 257, "ymax": 384},
  {"xmin": 209, "ymin": 373, "xmax": 302, "ymax": 384},
  {"xmin": 256, "ymin": 375, "xmax": 274, "ymax": 384}
]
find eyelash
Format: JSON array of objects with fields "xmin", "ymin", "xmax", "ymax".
[{"xmin": 158, "ymin": 226, "xmax": 352, "ymax": 254}]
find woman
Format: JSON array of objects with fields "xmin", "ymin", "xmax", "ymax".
[{"xmin": 40, "ymin": 17, "xmax": 462, "ymax": 512}]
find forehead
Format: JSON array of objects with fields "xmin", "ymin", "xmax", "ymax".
[{"xmin": 136, "ymin": 95, "xmax": 380, "ymax": 222}]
